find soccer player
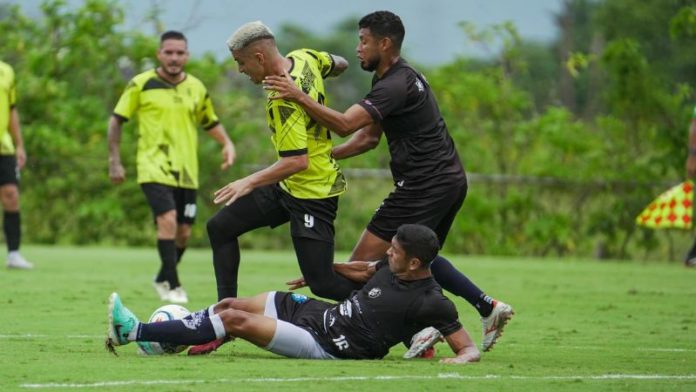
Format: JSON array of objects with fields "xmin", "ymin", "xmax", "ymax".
[
  {"xmin": 206, "ymin": 21, "xmax": 361, "ymax": 306},
  {"xmin": 263, "ymin": 11, "xmax": 513, "ymax": 351},
  {"xmin": 108, "ymin": 31, "xmax": 236, "ymax": 303},
  {"xmin": 684, "ymin": 105, "xmax": 696, "ymax": 267},
  {"xmin": 106, "ymin": 224, "xmax": 481, "ymax": 363},
  {"xmin": 0, "ymin": 60, "xmax": 32, "ymax": 269}
]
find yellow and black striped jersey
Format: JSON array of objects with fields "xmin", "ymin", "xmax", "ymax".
[
  {"xmin": 113, "ymin": 69, "xmax": 219, "ymax": 189},
  {"xmin": 266, "ymin": 49, "xmax": 346, "ymax": 199}
]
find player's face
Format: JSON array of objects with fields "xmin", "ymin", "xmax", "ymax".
[
  {"xmin": 157, "ymin": 39, "xmax": 189, "ymax": 77},
  {"xmin": 386, "ymin": 237, "xmax": 410, "ymax": 274},
  {"xmin": 232, "ymin": 48, "xmax": 265, "ymax": 84},
  {"xmin": 356, "ymin": 28, "xmax": 381, "ymax": 72}
]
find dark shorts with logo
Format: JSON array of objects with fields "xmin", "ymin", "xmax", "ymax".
[
  {"xmin": 0, "ymin": 155, "xmax": 19, "ymax": 186},
  {"xmin": 274, "ymin": 291, "xmax": 331, "ymax": 328},
  {"xmin": 367, "ymin": 179, "xmax": 468, "ymax": 246},
  {"xmin": 140, "ymin": 182, "xmax": 197, "ymax": 224},
  {"xmin": 252, "ymin": 184, "xmax": 338, "ymax": 243}
]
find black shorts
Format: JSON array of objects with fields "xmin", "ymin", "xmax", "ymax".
[
  {"xmin": 140, "ymin": 183, "xmax": 197, "ymax": 224},
  {"xmin": 0, "ymin": 155, "xmax": 19, "ymax": 186},
  {"xmin": 367, "ymin": 179, "xmax": 467, "ymax": 247},
  {"xmin": 252, "ymin": 184, "xmax": 338, "ymax": 243},
  {"xmin": 274, "ymin": 291, "xmax": 331, "ymax": 327}
]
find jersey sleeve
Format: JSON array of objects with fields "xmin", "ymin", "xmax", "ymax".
[
  {"xmin": 358, "ymin": 74, "xmax": 408, "ymax": 122},
  {"xmin": 304, "ymin": 49, "xmax": 335, "ymax": 78},
  {"xmin": 408, "ymin": 290, "xmax": 462, "ymax": 338},
  {"xmin": 270, "ymin": 99, "xmax": 308, "ymax": 157},
  {"xmin": 112, "ymin": 79, "xmax": 140, "ymax": 122},
  {"xmin": 196, "ymin": 92, "xmax": 220, "ymax": 130}
]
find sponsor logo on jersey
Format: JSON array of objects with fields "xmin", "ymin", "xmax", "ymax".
[
  {"xmin": 368, "ymin": 287, "xmax": 382, "ymax": 298},
  {"xmin": 339, "ymin": 300, "xmax": 353, "ymax": 317},
  {"xmin": 291, "ymin": 293, "xmax": 308, "ymax": 304}
]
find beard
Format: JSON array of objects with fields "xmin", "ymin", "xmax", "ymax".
[
  {"xmin": 162, "ymin": 64, "xmax": 183, "ymax": 77},
  {"xmin": 360, "ymin": 56, "xmax": 379, "ymax": 72}
]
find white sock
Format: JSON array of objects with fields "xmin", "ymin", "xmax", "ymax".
[
  {"xmin": 127, "ymin": 323, "xmax": 140, "ymax": 341},
  {"xmin": 210, "ymin": 314, "xmax": 227, "ymax": 339}
]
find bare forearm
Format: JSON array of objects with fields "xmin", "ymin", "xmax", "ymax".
[
  {"xmin": 107, "ymin": 116, "xmax": 123, "ymax": 163},
  {"xmin": 245, "ymin": 156, "xmax": 306, "ymax": 189},
  {"xmin": 332, "ymin": 126, "xmax": 381, "ymax": 160},
  {"xmin": 9, "ymin": 108, "xmax": 23, "ymax": 148},
  {"xmin": 208, "ymin": 124, "xmax": 233, "ymax": 146},
  {"xmin": 333, "ymin": 261, "xmax": 376, "ymax": 283}
]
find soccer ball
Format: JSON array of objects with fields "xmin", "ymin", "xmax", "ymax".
[{"xmin": 136, "ymin": 304, "xmax": 191, "ymax": 355}]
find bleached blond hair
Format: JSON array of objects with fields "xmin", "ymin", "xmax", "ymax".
[{"xmin": 226, "ymin": 21, "xmax": 275, "ymax": 51}]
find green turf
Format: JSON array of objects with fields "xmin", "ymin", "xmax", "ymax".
[{"xmin": 0, "ymin": 246, "xmax": 695, "ymax": 391}]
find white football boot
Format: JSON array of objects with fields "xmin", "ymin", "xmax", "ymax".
[
  {"xmin": 6, "ymin": 252, "xmax": 33, "ymax": 269},
  {"xmin": 167, "ymin": 287, "xmax": 189, "ymax": 304},
  {"xmin": 481, "ymin": 301, "xmax": 514, "ymax": 352}
]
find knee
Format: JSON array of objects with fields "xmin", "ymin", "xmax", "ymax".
[
  {"xmin": 206, "ymin": 213, "xmax": 228, "ymax": 241},
  {"xmin": 156, "ymin": 211, "xmax": 177, "ymax": 236},
  {"xmin": 219, "ymin": 309, "xmax": 252, "ymax": 334},
  {"xmin": 0, "ymin": 185, "xmax": 19, "ymax": 210}
]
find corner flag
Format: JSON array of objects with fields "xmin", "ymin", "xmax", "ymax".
[{"xmin": 636, "ymin": 180, "xmax": 693, "ymax": 229}]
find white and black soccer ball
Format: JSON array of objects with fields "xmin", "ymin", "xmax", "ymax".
[{"xmin": 137, "ymin": 304, "xmax": 191, "ymax": 355}]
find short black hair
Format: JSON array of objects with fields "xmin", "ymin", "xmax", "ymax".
[
  {"xmin": 358, "ymin": 11, "xmax": 405, "ymax": 50},
  {"xmin": 394, "ymin": 224, "xmax": 440, "ymax": 268},
  {"xmin": 160, "ymin": 30, "xmax": 187, "ymax": 44}
]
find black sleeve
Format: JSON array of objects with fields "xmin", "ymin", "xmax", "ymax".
[
  {"xmin": 357, "ymin": 72, "xmax": 408, "ymax": 122},
  {"xmin": 407, "ymin": 290, "xmax": 462, "ymax": 337}
]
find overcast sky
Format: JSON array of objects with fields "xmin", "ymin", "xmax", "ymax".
[{"xmin": 7, "ymin": 0, "xmax": 563, "ymax": 65}]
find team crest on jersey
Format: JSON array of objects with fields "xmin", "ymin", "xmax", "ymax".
[
  {"xmin": 368, "ymin": 287, "xmax": 382, "ymax": 298},
  {"xmin": 339, "ymin": 301, "xmax": 353, "ymax": 317},
  {"xmin": 291, "ymin": 293, "xmax": 308, "ymax": 303}
]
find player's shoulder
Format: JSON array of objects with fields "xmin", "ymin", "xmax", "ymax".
[
  {"xmin": 181, "ymin": 73, "xmax": 209, "ymax": 92},
  {"xmin": 0, "ymin": 61, "xmax": 14, "ymax": 77},
  {"xmin": 129, "ymin": 69, "xmax": 158, "ymax": 87}
]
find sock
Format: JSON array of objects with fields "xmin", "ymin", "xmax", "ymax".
[
  {"xmin": 157, "ymin": 239, "xmax": 180, "ymax": 288},
  {"xmin": 137, "ymin": 314, "xmax": 226, "ymax": 345},
  {"xmin": 176, "ymin": 247, "xmax": 186, "ymax": 264},
  {"xmin": 430, "ymin": 255, "xmax": 494, "ymax": 317},
  {"xmin": 3, "ymin": 211, "xmax": 20, "ymax": 252}
]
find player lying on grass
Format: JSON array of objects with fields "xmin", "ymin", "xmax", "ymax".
[{"xmin": 106, "ymin": 224, "xmax": 480, "ymax": 363}]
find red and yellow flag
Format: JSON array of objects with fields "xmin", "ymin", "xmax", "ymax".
[{"xmin": 636, "ymin": 180, "xmax": 694, "ymax": 229}]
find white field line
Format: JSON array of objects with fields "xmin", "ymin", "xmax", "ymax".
[{"xmin": 18, "ymin": 374, "xmax": 696, "ymax": 388}]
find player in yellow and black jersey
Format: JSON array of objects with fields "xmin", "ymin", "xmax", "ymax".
[
  {"xmin": 0, "ymin": 60, "xmax": 32, "ymax": 269},
  {"xmin": 108, "ymin": 31, "xmax": 236, "ymax": 304},
  {"xmin": 201, "ymin": 22, "xmax": 361, "ymax": 346}
]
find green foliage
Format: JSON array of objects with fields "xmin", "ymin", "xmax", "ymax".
[{"xmin": 1, "ymin": 0, "xmax": 695, "ymax": 260}]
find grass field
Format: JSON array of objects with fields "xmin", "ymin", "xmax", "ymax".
[{"xmin": 1, "ymin": 245, "xmax": 695, "ymax": 391}]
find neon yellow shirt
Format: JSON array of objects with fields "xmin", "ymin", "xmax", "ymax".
[
  {"xmin": 0, "ymin": 61, "xmax": 16, "ymax": 155},
  {"xmin": 113, "ymin": 69, "xmax": 219, "ymax": 189},
  {"xmin": 266, "ymin": 49, "xmax": 346, "ymax": 199}
]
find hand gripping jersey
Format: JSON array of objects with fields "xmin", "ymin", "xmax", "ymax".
[
  {"xmin": 113, "ymin": 70, "xmax": 220, "ymax": 189},
  {"xmin": 265, "ymin": 49, "xmax": 346, "ymax": 199}
]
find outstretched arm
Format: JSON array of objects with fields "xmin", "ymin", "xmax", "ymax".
[
  {"xmin": 440, "ymin": 328, "xmax": 481, "ymax": 364},
  {"xmin": 328, "ymin": 54, "xmax": 349, "ymax": 77},
  {"xmin": 332, "ymin": 123, "xmax": 383, "ymax": 160},
  {"xmin": 8, "ymin": 108, "xmax": 25, "ymax": 169},
  {"xmin": 213, "ymin": 154, "xmax": 307, "ymax": 206},
  {"xmin": 263, "ymin": 72, "xmax": 373, "ymax": 137},
  {"xmin": 107, "ymin": 115, "xmax": 126, "ymax": 184},
  {"xmin": 286, "ymin": 260, "xmax": 378, "ymax": 290}
]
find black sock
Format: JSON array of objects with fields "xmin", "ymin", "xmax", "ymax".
[
  {"xmin": 137, "ymin": 316, "xmax": 218, "ymax": 346},
  {"xmin": 157, "ymin": 239, "xmax": 180, "ymax": 288},
  {"xmin": 4, "ymin": 211, "xmax": 20, "ymax": 252},
  {"xmin": 430, "ymin": 255, "xmax": 494, "ymax": 317},
  {"xmin": 176, "ymin": 247, "xmax": 186, "ymax": 264}
]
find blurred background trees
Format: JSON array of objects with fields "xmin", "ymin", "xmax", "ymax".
[{"xmin": 1, "ymin": 0, "xmax": 696, "ymax": 261}]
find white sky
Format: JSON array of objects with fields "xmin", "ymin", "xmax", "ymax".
[{"xmin": 7, "ymin": 0, "xmax": 563, "ymax": 65}]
